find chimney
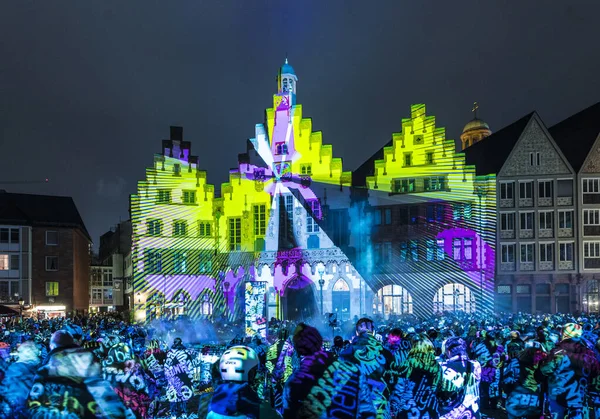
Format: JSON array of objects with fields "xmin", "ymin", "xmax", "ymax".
[{"xmin": 170, "ymin": 126, "xmax": 183, "ymax": 142}]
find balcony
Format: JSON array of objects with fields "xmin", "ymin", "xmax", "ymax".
[
  {"xmin": 519, "ymin": 198, "xmax": 533, "ymax": 208},
  {"xmin": 539, "ymin": 229, "xmax": 554, "ymax": 239},
  {"xmin": 558, "ymin": 228, "xmax": 573, "ymax": 238},
  {"xmin": 538, "ymin": 197, "xmax": 553, "ymax": 207},
  {"xmin": 557, "ymin": 196, "xmax": 573, "ymax": 206},
  {"xmin": 558, "ymin": 260, "xmax": 574, "ymax": 270},
  {"xmin": 539, "ymin": 261, "xmax": 554, "ymax": 271},
  {"xmin": 519, "ymin": 229, "xmax": 534, "ymax": 239},
  {"xmin": 500, "ymin": 230, "xmax": 515, "ymax": 239},
  {"xmin": 520, "ymin": 261, "xmax": 535, "ymax": 271},
  {"xmin": 500, "ymin": 198, "xmax": 514, "ymax": 208},
  {"xmin": 500, "ymin": 262, "xmax": 516, "ymax": 272}
]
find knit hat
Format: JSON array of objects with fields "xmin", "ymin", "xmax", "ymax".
[
  {"xmin": 292, "ymin": 323, "xmax": 323, "ymax": 356},
  {"xmin": 562, "ymin": 323, "xmax": 583, "ymax": 340}
]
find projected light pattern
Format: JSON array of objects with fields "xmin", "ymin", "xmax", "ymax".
[{"xmin": 130, "ymin": 60, "xmax": 498, "ymax": 324}]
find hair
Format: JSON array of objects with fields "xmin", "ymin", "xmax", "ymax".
[
  {"xmin": 50, "ymin": 330, "xmax": 75, "ymax": 351},
  {"xmin": 292, "ymin": 323, "xmax": 323, "ymax": 356},
  {"xmin": 409, "ymin": 334, "xmax": 435, "ymax": 355}
]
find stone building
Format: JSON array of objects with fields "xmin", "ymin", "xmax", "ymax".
[
  {"xmin": 460, "ymin": 103, "xmax": 492, "ymax": 150},
  {"xmin": 463, "ymin": 112, "xmax": 578, "ymax": 313},
  {"xmin": 550, "ymin": 102, "xmax": 600, "ymax": 313},
  {"xmin": 0, "ymin": 192, "xmax": 90, "ymax": 317}
]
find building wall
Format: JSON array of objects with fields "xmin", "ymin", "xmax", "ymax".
[
  {"xmin": 495, "ymin": 116, "xmax": 577, "ymax": 313},
  {"xmin": 0, "ymin": 225, "xmax": 32, "ymax": 304},
  {"xmin": 72, "ymin": 229, "xmax": 90, "ymax": 313}
]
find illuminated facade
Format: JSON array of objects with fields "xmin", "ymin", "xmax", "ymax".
[{"xmin": 131, "ymin": 60, "xmax": 498, "ymax": 323}]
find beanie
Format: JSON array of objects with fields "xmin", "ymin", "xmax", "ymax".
[{"xmin": 562, "ymin": 323, "xmax": 583, "ymax": 340}]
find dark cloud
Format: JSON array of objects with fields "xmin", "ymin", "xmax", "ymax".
[{"xmin": 1, "ymin": 0, "xmax": 599, "ymax": 246}]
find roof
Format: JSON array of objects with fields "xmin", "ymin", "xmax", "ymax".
[
  {"xmin": 463, "ymin": 118, "xmax": 490, "ymax": 133},
  {"xmin": 352, "ymin": 139, "xmax": 393, "ymax": 187},
  {"xmin": 0, "ymin": 192, "xmax": 91, "ymax": 240},
  {"xmin": 549, "ymin": 102, "xmax": 600, "ymax": 172},
  {"xmin": 462, "ymin": 112, "xmax": 534, "ymax": 175}
]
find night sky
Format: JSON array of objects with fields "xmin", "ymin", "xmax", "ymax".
[{"xmin": 1, "ymin": 1, "xmax": 599, "ymax": 247}]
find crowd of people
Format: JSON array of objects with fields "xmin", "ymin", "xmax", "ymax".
[{"xmin": 0, "ymin": 311, "xmax": 599, "ymax": 418}]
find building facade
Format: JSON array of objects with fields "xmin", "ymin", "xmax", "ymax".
[
  {"xmin": 131, "ymin": 60, "xmax": 499, "ymax": 324},
  {"xmin": 0, "ymin": 192, "xmax": 91, "ymax": 317},
  {"xmin": 464, "ymin": 112, "xmax": 579, "ymax": 313}
]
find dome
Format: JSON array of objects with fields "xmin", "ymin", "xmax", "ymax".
[
  {"xmin": 462, "ymin": 118, "xmax": 490, "ymax": 133},
  {"xmin": 281, "ymin": 58, "xmax": 296, "ymax": 76}
]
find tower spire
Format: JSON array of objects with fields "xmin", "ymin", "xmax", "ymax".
[{"xmin": 472, "ymin": 102, "xmax": 479, "ymax": 119}]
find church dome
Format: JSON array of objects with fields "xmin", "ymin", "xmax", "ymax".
[
  {"xmin": 281, "ymin": 59, "xmax": 295, "ymax": 76},
  {"xmin": 462, "ymin": 118, "xmax": 490, "ymax": 133}
]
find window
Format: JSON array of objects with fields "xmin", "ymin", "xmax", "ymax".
[
  {"xmin": 520, "ymin": 243, "xmax": 534, "ymax": 263},
  {"xmin": 500, "ymin": 213, "xmax": 515, "ymax": 231},
  {"xmin": 453, "ymin": 203, "xmax": 472, "ymax": 221},
  {"xmin": 539, "ymin": 211, "xmax": 553, "ymax": 230},
  {"xmin": 409, "ymin": 206, "xmax": 419, "ymax": 224},
  {"xmin": 275, "ymin": 142, "xmax": 288, "ymax": 155},
  {"xmin": 254, "ymin": 204, "xmax": 267, "ymax": 236},
  {"xmin": 557, "ymin": 179, "xmax": 573, "ymax": 198},
  {"xmin": 426, "ymin": 240, "xmax": 435, "ymax": 261},
  {"xmin": 538, "ymin": 181, "xmax": 553, "ymax": 199},
  {"xmin": 558, "ymin": 211, "xmax": 573, "ymax": 229},
  {"xmin": 394, "ymin": 178, "xmax": 416, "ymax": 193},
  {"xmin": 519, "ymin": 181, "xmax": 533, "ymax": 199},
  {"xmin": 380, "ymin": 242, "xmax": 392, "ymax": 263},
  {"xmin": 10, "ymin": 229, "xmax": 19, "ymax": 244},
  {"xmin": 307, "ymin": 200, "xmax": 320, "ymax": 233},
  {"xmin": 403, "ymin": 153, "xmax": 412, "ymax": 167},
  {"xmin": 425, "ymin": 152, "xmax": 434, "ymax": 164},
  {"xmin": 173, "ymin": 164, "xmax": 181, "ymax": 176},
  {"xmin": 147, "ymin": 220, "xmax": 162, "ymax": 236},
  {"xmin": 377, "ymin": 284, "xmax": 413, "ymax": 316},
  {"xmin": 583, "ymin": 179, "xmax": 600, "ymax": 204},
  {"xmin": 103, "ymin": 270, "xmax": 113, "ymax": 286},
  {"xmin": 384, "ymin": 208, "xmax": 392, "ymax": 225},
  {"xmin": 229, "ymin": 218, "xmax": 242, "ymax": 251},
  {"xmin": 497, "ymin": 285, "xmax": 512, "ymax": 294},
  {"xmin": 559, "ymin": 242, "xmax": 574, "ymax": 262},
  {"xmin": 198, "ymin": 222, "xmax": 212, "ymax": 237},
  {"xmin": 453, "ymin": 238, "xmax": 473, "ymax": 261},
  {"xmin": 147, "ymin": 250, "xmax": 162, "ymax": 273},
  {"xmin": 0, "ymin": 229, "xmax": 7, "ymax": 244},
  {"xmin": 182, "ymin": 190, "xmax": 196, "ymax": 204},
  {"xmin": 520, "ymin": 212, "xmax": 534, "ymax": 230},
  {"xmin": 300, "ymin": 164, "xmax": 312, "ymax": 175},
  {"xmin": 45, "ymin": 282, "xmax": 59, "ymax": 297},
  {"xmin": 424, "ymin": 177, "xmax": 446, "ymax": 192},
  {"xmin": 500, "ymin": 182, "xmax": 514, "ymax": 200},
  {"xmin": 173, "ymin": 220, "xmax": 187, "ymax": 237},
  {"xmin": 200, "ymin": 259, "xmax": 213, "ymax": 273},
  {"xmin": 584, "ymin": 209, "xmax": 600, "ymax": 225},
  {"xmin": 529, "ymin": 152, "xmax": 540, "ymax": 166},
  {"xmin": 584, "ymin": 242, "xmax": 600, "ymax": 269},
  {"xmin": 540, "ymin": 243, "xmax": 554, "ymax": 262},
  {"xmin": 374, "ymin": 210, "xmax": 382, "ymax": 226},
  {"xmin": 46, "ymin": 231, "xmax": 58, "ymax": 246},
  {"xmin": 9, "ymin": 255, "xmax": 19, "ymax": 270},
  {"xmin": 0, "ymin": 255, "xmax": 7, "ymax": 270},
  {"xmin": 436, "ymin": 239, "xmax": 445, "ymax": 260},
  {"xmin": 409, "ymin": 240, "xmax": 418, "ymax": 262},
  {"xmin": 45, "ymin": 256, "xmax": 58, "ymax": 271},
  {"xmin": 157, "ymin": 189, "xmax": 171, "ymax": 204},
  {"xmin": 174, "ymin": 251, "xmax": 187, "ymax": 273},
  {"xmin": 516, "ymin": 285, "xmax": 531, "ymax": 294},
  {"xmin": 501, "ymin": 244, "xmax": 515, "ymax": 263}
]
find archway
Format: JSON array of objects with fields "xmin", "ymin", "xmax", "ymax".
[
  {"xmin": 331, "ymin": 278, "xmax": 351, "ymax": 321},
  {"xmin": 375, "ymin": 284, "xmax": 413, "ymax": 318},
  {"xmin": 433, "ymin": 283, "xmax": 476, "ymax": 313},
  {"xmin": 283, "ymin": 276, "xmax": 318, "ymax": 322}
]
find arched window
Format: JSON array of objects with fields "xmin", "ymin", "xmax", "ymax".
[
  {"xmin": 433, "ymin": 283, "xmax": 476, "ymax": 313},
  {"xmin": 333, "ymin": 279, "xmax": 350, "ymax": 291},
  {"xmin": 375, "ymin": 285, "xmax": 413, "ymax": 317}
]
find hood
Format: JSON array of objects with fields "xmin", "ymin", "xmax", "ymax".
[{"xmin": 38, "ymin": 347, "xmax": 100, "ymax": 382}]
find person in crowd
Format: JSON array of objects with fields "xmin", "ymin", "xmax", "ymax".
[
  {"xmin": 165, "ymin": 337, "xmax": 195, "ymax": 419},
  {"xmin": 470, "ymin": 328, "xmax": 504, "ymax": 411},
  {"xmin": 0, "ymin": 341, "xmax": 41, "ymax": 418},
  {"xmin": 26, "ymin": 330, "xmax": 132, "ymax": 418},
  {"xmin": 540, "ymin": 322, "xmax": 600, "ymax": 419},
  {"xmin": 208, "ymin": 345, "xmax": 279, "ymax": 419},
  {"xmin": 439, "ymin": 337, "xmax": 481, "ymax": 419}
]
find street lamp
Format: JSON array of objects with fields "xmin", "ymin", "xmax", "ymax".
[
  {"xmin": 223, "ymin": 281, "xmax": 230, "ymax": 313},
  {"xmin": 18, "ymin": 297, "xmax": 24, "ymax": 324},
  {"xmin": 318, "ymin": 266, "xmax": 325, "ymax": 315}
]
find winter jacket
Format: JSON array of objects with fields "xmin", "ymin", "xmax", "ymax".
[
  {"xmin": 208, "ymin": 382, "xmax": 279, "ymax": 419},
  {"xmin": 26, "ymin": 345, "xmax": 131, "ymax": 418},
  {"xmin": 439, "ymin": 356, "xmax": 481, "ymax": 419}
]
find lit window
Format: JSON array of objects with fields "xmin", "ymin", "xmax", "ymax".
[
  {"xmin": 0, "ymin": 255, "xmax": 7, "ymax": 270},
  {"xmin": 46, "ymin": 282, "xmax": 59, "ymax": 296}
]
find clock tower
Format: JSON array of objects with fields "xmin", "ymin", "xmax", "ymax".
[{"xmin": 277, "ymin": 58, "xmax": 298, "ymax": 105}]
